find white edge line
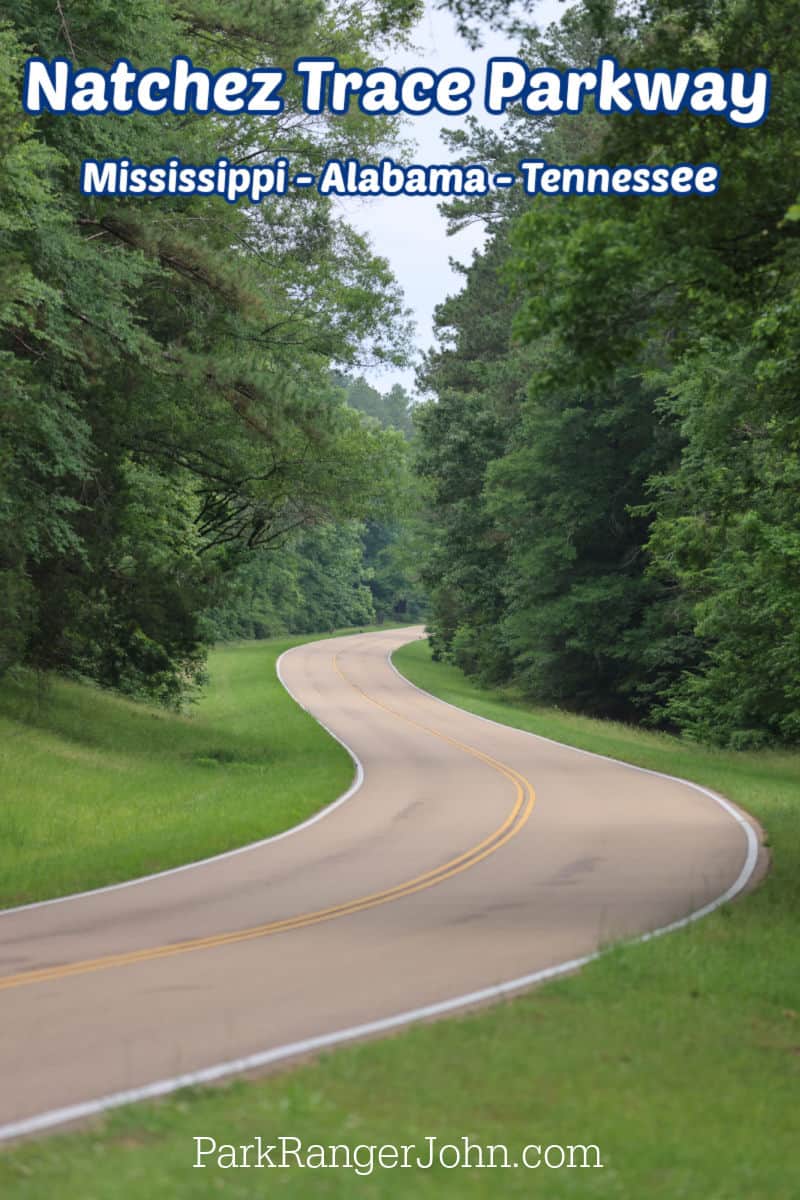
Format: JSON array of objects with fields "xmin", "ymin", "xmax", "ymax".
[
  {"xmin": 0, "ymin": 642, "xmax": 364, "ymax": 918},
  {"xmin": 386, "ymin": 641, "xmax": 760, "ymax": 919},
  {"xmin": 0, "ymin": 632, "xmax": 761, "ymax": 1143}
]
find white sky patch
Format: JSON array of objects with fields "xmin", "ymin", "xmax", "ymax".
[{"xmin": 340, "ymin": 1, "xmax": 564, "ymax": 395}]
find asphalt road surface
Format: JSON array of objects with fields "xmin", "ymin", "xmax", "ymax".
[{"xmin": 0, "ymin": 627, "xmax": 762, "ymax": 1139}]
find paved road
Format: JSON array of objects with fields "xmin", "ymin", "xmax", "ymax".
[{"xmin": 0, "ymin": 627, "xmax": 762, "ymax": 1138}]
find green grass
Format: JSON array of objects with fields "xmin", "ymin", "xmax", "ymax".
[
  {"xmin": 2, "ymin": 640, "xmax": 799, "ymax": 1197},
  {"xmin": 393, "ymin": 640, "xmax": 800, "ymax": 827},
  {"xmin": 0, "ymin": 633, "xmax": 361, "ymax": 907}
]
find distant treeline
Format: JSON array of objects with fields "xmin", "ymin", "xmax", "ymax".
[
  {"xmin": 206, "ymin": 373, "xmax": 426, "ymax": 641},
  {"xmin": 414, "ymin": 0, "xmax": 800, "ymax": 747}
]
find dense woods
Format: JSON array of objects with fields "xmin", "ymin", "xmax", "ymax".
[
  {"xmin": 3, "ymin": 0, "xmax": 798, "ymax": 748},
  {"xmin": 205, "ymin": 372, "xmax": 426, "ymax": 639},
  {"xmin": 0, "ymin": 0, "xmax": 422, "ymax": 703},
  {"xmin": 416, "ymin": 0, "xmax": 800, "ymax": 747}
]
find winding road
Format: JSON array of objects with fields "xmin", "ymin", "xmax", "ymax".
[{"xmin": 0, "ymin": 626, "xmax": 762, "ymax": 1140}]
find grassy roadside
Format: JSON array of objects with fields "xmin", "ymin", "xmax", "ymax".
[
  {"xmin": 1, "ymin": 639, "xmax": 797, "ymax": 1196},
  {"xmin": 0, "ymin": 631, "xmax": 369, "ymax": 908},
  {"xmin": 393, "ymin": 640, "xmax": 799, "ymax": 831}
]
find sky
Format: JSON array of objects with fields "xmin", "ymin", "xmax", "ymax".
[{"xmin": 341, "ymin": 1, "xmax": 564, "ymax": 397}]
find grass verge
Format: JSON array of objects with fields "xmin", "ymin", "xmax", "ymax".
[
  {"xmin": 0, "ymin": 632, "xmax": 364, "ymax": 907},
  {"xmin": 1, "ymin": 639, "xmax": 798, "ymax": 1197}
]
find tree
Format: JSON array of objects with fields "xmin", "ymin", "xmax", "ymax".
[
  {"xmin": 418, "ymin": 0, "xmax": 800, "ymax": 743},
  {"xmin": 0, "ymin": 0, "xmax": 419, "ymax": 700},
  {"xmin": 339, "ymin": 371, "xmax": 427, "ymax": 621}
]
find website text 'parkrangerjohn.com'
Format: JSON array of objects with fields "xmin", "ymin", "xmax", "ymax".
[{"xmin": 193, "ymin": 1135, "xmax": 604, "ymax": 1177}]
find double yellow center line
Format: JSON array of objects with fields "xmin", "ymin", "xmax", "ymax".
[{"xmin": 0, "ymin": 651, "xmax": 535, "ymax": 993}]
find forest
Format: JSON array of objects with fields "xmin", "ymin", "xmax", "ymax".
[
  {"xmin": 2, "ymin": 0, "xmax": 799, "ymax": 747},
  {"xmin": 1, "ymin": 0, "xmax": 424, "ymax": 705},
  {"xmin": 416, "ymin": 0, "xmax": 800, "ymax": 748}
]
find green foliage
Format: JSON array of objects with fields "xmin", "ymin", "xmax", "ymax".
[
  {"xmin": 419, "ymin": 0, "xmax": 800, "ymax": 744},
  {"xmin": 340, "ymin": 371, "xmax": 428, "ymax": 622},
  {"xmin": 0, "ymin": 1, "xmax": 417, "ymax": 701},
  {"xmin": 205, "ymin": 522, "xmax": 376, "ymax": 639},
  {"xmin": 645, "ymin": 286, "xmax": 800, "ymax": 746},
  {"xmin": 415, "ymin": 229, "xmax": 525, "ymax": 682},
  {"xmin": 339, "ymin": 372, "xmax": 416, "ymax": 439},
  {"xmin": 206, "ymin": 371, "xmax": 428, "ymax": 638}
]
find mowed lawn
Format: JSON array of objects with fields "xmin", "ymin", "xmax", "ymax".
[
  {"xmin": 1, "ymin": 639, "xmax": 798, "ymax": 1198},
  {"xmin": 0, "ymin": 636, "xmax": 354, "ymax": 907}
]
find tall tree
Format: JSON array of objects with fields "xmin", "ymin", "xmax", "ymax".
[
  {"xmin": 418, "ymin": 0, "xmax": 800, "ymax": 743},
  {"xmin": 0, "ymin": 0, "xmax": 418, "ymax": 700}
]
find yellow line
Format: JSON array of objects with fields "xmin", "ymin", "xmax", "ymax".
[{"xmin": 0, "ymin": 647, "xmax": 536, "ymax": 992}]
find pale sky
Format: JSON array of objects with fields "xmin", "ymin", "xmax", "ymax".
[{"xmin": 341, "ymin": 1, "xmax": 564, "ymax": 396}]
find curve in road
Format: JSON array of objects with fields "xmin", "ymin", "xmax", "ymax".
[{"xmin": 0, "ymin": 627, "xmax": 763, "ymax": 1141}]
